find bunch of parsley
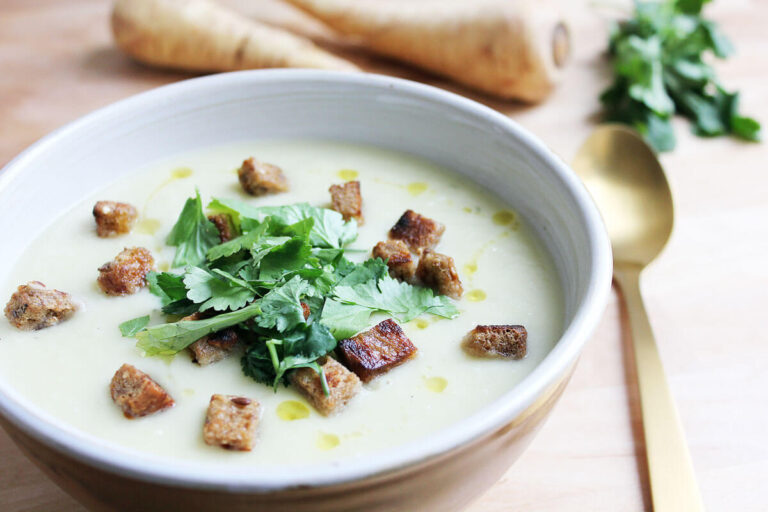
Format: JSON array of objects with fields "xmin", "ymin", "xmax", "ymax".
[
  {"xmin": 601, "ymin": 0, "xmax": 761, "ymax": 151},
  {"xmin": 120, "ymin": 192, "xmax": 459, "ymax": 392}
]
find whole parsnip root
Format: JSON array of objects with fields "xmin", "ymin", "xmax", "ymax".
[
  {"xmin": 111, "ymin": 0, "xmax": 359, "ymax": 72},
  {"xmin": 284, "ymin": 0, "xmax": 570, "ymax": 102}
]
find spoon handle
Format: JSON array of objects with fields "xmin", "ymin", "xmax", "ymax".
[{"xmin": 613, "ymin": 265, "xmax": 704, "ymax": 512}]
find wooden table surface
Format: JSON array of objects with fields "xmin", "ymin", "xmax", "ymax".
[{"xmin": 1, "ymin": 1, "xmax": 766, "ymax": 510}]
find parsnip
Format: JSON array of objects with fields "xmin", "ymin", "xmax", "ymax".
[
  {"xmin": 111, "ymin": 0, "xmax": 358, "ymax": 72},
  {"xmin": 284, "ymin": 0, "xmax": 570, "ymax": 102}
]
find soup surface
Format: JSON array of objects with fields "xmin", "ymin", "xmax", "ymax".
[{"xmin": 0, "ymin": 140, "xmax": 563, "ymax": 466}]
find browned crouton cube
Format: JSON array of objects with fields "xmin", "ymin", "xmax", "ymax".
[
  {"xmin": 301, "ymin": 302, "xmax": 311, "ymax": 320},
  {"xmin": 329, "ymin": 181, "xmax": 364, "ymax": 224},
  {"xmin": 388, "ymin": 210, "xmax": 445, "ymax": 253},
  {"xmin": 4, "ymin": 281, "xmax": 77, "ymax": 331},
  {"xmin": 97, "ymin": 247, "xmax": 154, "ymax": 296},
  {"xmin": 203, "ymin": 394, "xmax": 261, "ymax": 451},
  {"xmin": 289, "ymin": 357, "xmax": 361, "ymax": 416},
  {"xmin": 110, "ymin": 364, "xmax": 175, "ymax": 418},
  {"xmin": 462, "ymin": 325, "xmax": 527, "ymax": 359},
  {"xmin": 416, "ymin": 250, "xmax": 463, "ymax": 299},
  {"xmin": 189, "ymin": 328, "xmax": 240, "ymax": 366},
  {"xmin": 337, "ymin": 319, "xmax": 417, "ymax": 383},
  {"xmin": 237, "ymin": 157, "xmax": 288, "ymax": 196},
  {"xmin": 372, "ymin": 239, "xmax": 416, "ymax": 282},
  {"xmin": 207, "ymin": 214, "xmax": 235, "ymax": 243},
  {"xmin": 93, "ymin": 200, "xmax": 138, "ymax": 237}
]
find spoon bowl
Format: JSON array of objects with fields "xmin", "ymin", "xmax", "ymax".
[{"xmin": 572, "ymin": 124, "xmax": 674, "ymax": 267}]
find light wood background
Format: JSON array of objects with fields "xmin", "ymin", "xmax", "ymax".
[{"xmin": 1, "ymin": 1, "xmax": 766, "ymax": 510}]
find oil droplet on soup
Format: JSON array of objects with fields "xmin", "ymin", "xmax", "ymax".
[
  {"xmin": 466, "ymin": 289, "xmax": 487, "ymax": 302},
  {"xmin": 414, "ymin": 318, "xmax": 429, "ymax": 329},
  {"xmin": 158, "ymin": 262, "xmax": 170, "ymax": 271},
  {"xmin": 171, "ymin": 167, "xmax": 194, "ymax": 179},
  {"xmin": 464, "ymin": 261, "xmax": 478, "ymax": 276},
  {"xmin": 136, "ymin": 218, "xmax": 161, "ymax": 235},
  {"xmin": 337, "ymin": 169, "xmax": 359, "ymax": 180},
  {"xmin": 317, "ymin": 433, "xmax": 340, "ymax": 450},
  {"xmin": 424, "ymin": 377, "xmax": 448, "ymax": 393},
  {"xmin": 407, "ymin": 182, "xmax": 428, "ymax": 196},
  {"xmin": 277, "ymin": 400, "xmax": 310, "ymax": 421},
  {"xmin": 492, "ymin": 210, "xmax": 516, "ymax": 226},
  {"xmin": 462, "ymin": 207, "xmax": 473, "ymax": 214}
]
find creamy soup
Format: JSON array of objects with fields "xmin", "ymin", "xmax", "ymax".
[{"xmin": 0, "ymin": 140, "xmax": 563, "ymax": 466}]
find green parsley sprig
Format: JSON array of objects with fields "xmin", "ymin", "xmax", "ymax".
[
  {"xmin": 601, "ymin": 0, "xmax": 761, "ymax": 151},
  {"xmin": 121, "ymin": 192, "xmax": 460, "ymax": 391}
]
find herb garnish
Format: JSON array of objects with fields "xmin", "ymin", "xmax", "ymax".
[
  {"xmin": 122, "ymin": 192, "xmax": 459, "ymax": 391},
  {"xmin": 601, "ymin": 0, "xmax": 761, "ymax": 151}
]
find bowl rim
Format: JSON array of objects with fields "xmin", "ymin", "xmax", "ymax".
[{"xmin": 0, "ymin": 69, "xmax": 612, "ymax": 492}]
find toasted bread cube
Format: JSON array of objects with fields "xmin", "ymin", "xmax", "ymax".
[
  {"xmin": 4, "ymin": 281, "xmax": 77, "ymax": 331},
  {"xmin": 110, "ymin": 364, "xmax": 175, "ymax": 418},
  {"xmin": 416, "ymin": 250, "xmax": 463, "ymax": 299},
  {"xmin": 237, "ymin": 157, "xmax": 288, "ymax": 196},
  {"xmin": 203, "ymin": 394, "xmax": 261, "ymax": 451},
  {"xmin": 93, "ymin": 200, "xmax": 138, "ymax": 237},
  {"xmin": 388, "ymin": 210, "xmax": 445, "ymax": 253},
  {"xmin": 97, "ymin": 247, "xmax": 154, "ymax": 296},
  {"xmin": 372, "ymin": 239, "xmax": 416, "ymax": 282},
  {"xmin": 329, "ymin": 180, "xmax": 364, "ymax": 224},
  {"xmin": 462, "ymin": 325, "xmax": 527, "ymax": 359},
  {"xmin": 207, "ymin": 214, "xmax": 235, "ymax": 243},
  {"xmin": 189, "ymin": 328, "xmax": 240, "ymax": 366},
  {"xmin": 337, "ymin": 319, "xmax": 417, "ymax": 382},
  {"xmin": 289, "ymin": 357, "xmax": 361, "ymax": 416}
]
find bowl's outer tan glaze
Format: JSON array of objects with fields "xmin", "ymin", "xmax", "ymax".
[{"xmin": 2, "ymin": 364, "xmax": 573, "ymax": 512}]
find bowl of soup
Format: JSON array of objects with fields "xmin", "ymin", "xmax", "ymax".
[{"xmin": 0, "ymin": 70, "xmax": 611, "ymax": 511}]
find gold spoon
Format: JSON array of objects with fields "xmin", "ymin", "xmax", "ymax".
[{"xmin": 573, "ymin": 125, "xmax": 704, "ymax": 511}]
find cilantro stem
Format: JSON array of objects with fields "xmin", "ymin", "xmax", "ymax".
[
  {"xmin": 266, "ymin": 339, "xmax": 281, "ymax": 374},
  {"xmin": 318, "ymin": 366, "xmax": 330, "ymax": 396}
]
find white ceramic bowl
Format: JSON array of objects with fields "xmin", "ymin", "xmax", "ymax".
[{"xmin": 0, "ymin": 70, "xmax": 611, "ymax": 511}]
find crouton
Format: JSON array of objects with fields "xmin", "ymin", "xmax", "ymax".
[
  {"xmin": 189, "ymin": 329, "xmax": 240, "ymax": 366},
  {"xmin": 329, "ymin": 180, "xmax": 364, "ymax": 224},
  {"xmin": 416, "ymin": 250, "xmax": 463, "ymax": 299},
  {"xmin": 110, "ymin": 363, "xmax": 175, "ymax": 418},
  {"xmin": 372, "ymin": 239, "xmax": 416, "ymax": 282},
  {"xmin": 462, "ymin": 325, "xmax": 527, "ymax": 359},
  {"xmin": 337, "ymin": 319, "xmax": 417, "ymax": 382},
  {"xmin": 97, "ymin": 247, "xmax": 154, "ymax": 296},
  {"xmin": 207, "ymin": 214, "xmax": 235, "ymax": 243},
  {"xmin": 4, "ymin": 281, "xmax": 77, "ymax": 331},
  {"xmin": 301, "ymin": 301, "xmax": 311, "ymax": 320},
  {"xmin": 237, "ymin": 157, "xmax": 288, "ymax": 196},
  {"xmin": 93, "ymin": 200, "xmax": 138, "ymax": 237},
  {"xmin": 203, "ymin": 394, "xmax": 261, "ymax": 451},
  {"xmin": 388, "ymin": 210, "xmax": 445, "ymax": 253},
  {"xmin": 289, "ymin": 357, "xmax": 361, "ymax": 415}
]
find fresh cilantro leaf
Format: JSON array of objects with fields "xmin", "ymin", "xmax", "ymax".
[
  {"xmin": 320, "ymin": 299, "xmax": 374, "ymax": 340},
  {"xmin": 206, "ymin": 221, "xmax": 269, "ymax": 261},
  {"xmin": 166, "ymin": 191, "xmax": 220, "ymax": 267},
  {"xmin": 601, "ymin": 0, "xmax": 760, "ymax": 151},
  {"xmin": 183, "ymin": 266, "xmax": 256, "ymax": 312},
  {"xmin": 135, "ymin": 303, "xmax": 261, "ymax": 356},
  {"xmin": 208, "ymin": 198, "xmax": 357, "ymax": 248},
  {"xmin": 146, "ymin": 271, "xmax": 187, "ymax": 305},
  {"xmin": 333, "ymin": 272, "xmax": 459, "ymax": 323},
  {"xmin": 255, "ymin": 276, "xmax": 311, "ymax": 332},
  {"xmin": 241, "ymin": 322, "xmax": 336, "ymax": 390},
  {"xmin": 119, "ymin": 315, "xmax": 150, "ymax": 337},
  {"xmin": 259, "ymin": 237, "xmax": 313, "ymax": 281},
  {"xmin": 338, "ymin": 257, "xmax": 389, "ymax": 286}
]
